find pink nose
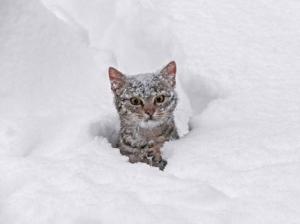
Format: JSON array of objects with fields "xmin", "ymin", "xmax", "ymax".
[{"xmin": 144, "ymin": 106, "xmax": 155, "ymax": 116}]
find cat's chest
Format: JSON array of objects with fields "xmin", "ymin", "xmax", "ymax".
[
  {"xmin": 120, "ymin": 121, "xmax": 175, "ymax": 149},
  {"xmin": 137, "ymin": 126, "xmax": 163, "ymax": 139},
  {"xmin": 133, "ymin": 125, "xmax": 170, "ymax": 145}
]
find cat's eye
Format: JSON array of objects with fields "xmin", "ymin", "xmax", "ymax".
[
  {"xmin": 130, "ymin": 97, "xmax": 142, "ymax": 105},
  {"xmin": 155, "ymin": 95, "xmax": 165, "ymax": 104}
]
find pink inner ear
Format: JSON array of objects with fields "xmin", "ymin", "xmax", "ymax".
[
  {"xmin": 166, "ymin": 61, "xmax": 176, "ymax": 76},
  {"xmin": 109, "ymin": 67, "xmax": 123, "ymax": 81},
  {"xmin": 108, "ymin": 67, "xmax": 125, "ymax": 92},
  {"xmin": 159, "ymin": 61, "xmax": 177, "ymax": 87},
  {"xmin": 161, "ymin": 61, "xmax": 176, "ymax": 78}
]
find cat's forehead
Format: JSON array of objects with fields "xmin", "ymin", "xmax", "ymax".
[
  {"xmin": 129, "ymin": 73, "xmax": 157, "ymax": 84},
  {"xmin": 125, "ymin": 73, "xmax": 168, "ymax": 97}
]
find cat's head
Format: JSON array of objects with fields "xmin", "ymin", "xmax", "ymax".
[{"xmin": 108, "ymin": 61, "xmax": 177, "ymax": 126}]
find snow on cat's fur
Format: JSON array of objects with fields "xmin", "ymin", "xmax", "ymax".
[{"xmin": 108, "ymin": 61, "xmax": 179, "ymax": 170}]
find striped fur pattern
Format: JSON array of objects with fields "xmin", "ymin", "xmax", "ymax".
[{"xmin": 108, "ymin": 61, "xmax": 179, "ymax": 170}]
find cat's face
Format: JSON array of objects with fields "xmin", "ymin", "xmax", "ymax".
[{"xmin": 108, "ymin": 61, "xmax": 177, "ymax": 127}]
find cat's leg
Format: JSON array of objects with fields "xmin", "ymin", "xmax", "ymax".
[
  {"xmin": 126, "ymin": 149, "xmax": 167, "ymax": 170},
  {"xmin": 145, "ymin": 146, "xmax": 167, "ymax": 171},
  {"xmin": 120, "ymin": 142, "xmax": 167, "ymax": 170},
  {"xmin": 170, "ymin": 126, "xmax": 180, "ymax": 140},
  {"xmin": 119, "ymin": 144, "xmax": 143, "ymax": 163},
  {"xmin": 120, "ymin": 146, "xmax": 150, "ymax": 164},
  {"xmin": 128, "ymin": 153, "xmax": 143, "ymax": 163}
]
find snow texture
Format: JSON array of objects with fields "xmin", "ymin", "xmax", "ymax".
[{"xmin": 1, "ymin": 0, "xmax": 300, "ymax": 223}]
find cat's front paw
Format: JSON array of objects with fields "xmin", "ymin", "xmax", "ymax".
[
  {"xmin": 145, "ymin": 146, "xmax": 161, "ymax": 161},
  {"xmin": 145, "ymin": 146, "xmax": 167, "ymax": 170},
  {"xmin": 157, "ymin": 159, "xmax": 167, "ymax": 171},
  {"xmin": 128, "ymin": 154, "xmax": 142, "ymax": 163}
]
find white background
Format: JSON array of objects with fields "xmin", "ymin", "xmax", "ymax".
[{"xmin": 0, "ymin": 0, "xmax": 300, "ymax": 223}]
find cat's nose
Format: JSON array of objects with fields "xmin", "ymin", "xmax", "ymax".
[{"xmin": 144, "ymin": 107, "xmax": 155, "ymax": 117}]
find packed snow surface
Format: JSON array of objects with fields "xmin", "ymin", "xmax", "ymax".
[{"xmin": 1, "ymin": 0, "xmax": 300, "ymax": 223}]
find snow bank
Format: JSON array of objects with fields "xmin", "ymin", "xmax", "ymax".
[
  {"xmin": 41, "ymin": 0, "xmax": 193, "ymax": 135},
  {"xmin": 1, "ymin": 0, "xmax": 300, "ymax": 223},
  {"xmin": 0, "ymin": 0, "xmax": 112, "ymax": 157}
]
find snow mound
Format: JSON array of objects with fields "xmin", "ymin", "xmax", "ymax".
[{"xmin": 1, "ymin": 0, "xmax": 300, "ymax": 223}]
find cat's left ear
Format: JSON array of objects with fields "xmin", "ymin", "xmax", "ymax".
[
  {"xmin": 108, "ymin": 67, "xmax": 126, "ymax": 94},
  {"xmin": 160, "ymin": 61, "xmax": 176, "ymax": 87}
]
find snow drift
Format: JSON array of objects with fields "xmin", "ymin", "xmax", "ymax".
[{"xmin": 1, "ymin": 0, "xmax": 300, "ymax": 223}]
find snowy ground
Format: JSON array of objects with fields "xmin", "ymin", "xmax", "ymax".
[{"xmin": 1, "ymin": 0, "xmax": 300, "ymax": 223}]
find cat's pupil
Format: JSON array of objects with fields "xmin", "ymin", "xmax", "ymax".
[
  {"xmin": 155, "ymin": 95, "xmax": 165, "ymax": 104},
  {"xmin": 130, "ymin": 97, "xmax": 141, "ymax": 105}
]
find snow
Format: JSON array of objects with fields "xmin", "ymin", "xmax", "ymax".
[{"xmin": 1, "ymin": 0, "xmax": 300, "ymax": 223}]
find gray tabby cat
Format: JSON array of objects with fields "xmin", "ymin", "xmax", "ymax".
[{"xmin": 108, "ymin": 61, "xmax": 179, "ymax": 170}]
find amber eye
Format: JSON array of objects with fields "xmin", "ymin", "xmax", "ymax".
[
  {"xmin": 155, "ymin": 95, "xmax": 165, "ymax": 104},
  {"xmin": 130, "ymin": 97, "xmax": 142, "ymax": 105}
]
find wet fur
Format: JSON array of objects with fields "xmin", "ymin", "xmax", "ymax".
[{"xmin": 108, "ymin": 61, "xmax": 179, "ymax": 170}]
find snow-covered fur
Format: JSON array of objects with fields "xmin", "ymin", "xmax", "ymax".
[{"xmin": 108, "ymin": 61, "xmax": 179, "ymax": 170}]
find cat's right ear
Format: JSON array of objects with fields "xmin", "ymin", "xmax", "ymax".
[
  {"xmin": 160, "ymin": 61, "xmax": 176, "ymax": 87},
  {"xmin": 108, "ymin": 67, "xmax": 126, "ymax": 94}
]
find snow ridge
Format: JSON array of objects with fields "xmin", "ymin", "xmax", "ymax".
[{"xmin": 0, "ymin": 0, "xmax": 300, "ymax": 223}]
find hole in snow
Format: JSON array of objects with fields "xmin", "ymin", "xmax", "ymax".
[
  {"xmin": 178, "ymin": 70, "xmax": 224, "ymax": 134},
  {"xmin": 89, "ymin": 71, "xmax": 223, "ymax": 153},
  {"xmin": 181, "ymin": 74, "xmax": 221, "ymax": 115},
  {"xmin": 89, "ymin": 115, "xmax": 119, "ymax": 148}
]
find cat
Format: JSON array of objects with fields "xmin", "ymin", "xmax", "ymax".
[{"xmin": 108, "ymin": 61, "xmax": 179, "ymax": 170}]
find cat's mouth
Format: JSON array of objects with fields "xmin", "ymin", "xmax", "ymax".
[
  {"xmin": 139, "ymin": 119, "xmax": 161, "ymax": 128},
  {"xmin": 144, "ymin": 116, "xmax": 153, "ymax": 121}
]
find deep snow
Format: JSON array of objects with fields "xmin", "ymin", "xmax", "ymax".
[{"xmin": 1, "ymin": 0, "xmax": 300, "ymax": 223}]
